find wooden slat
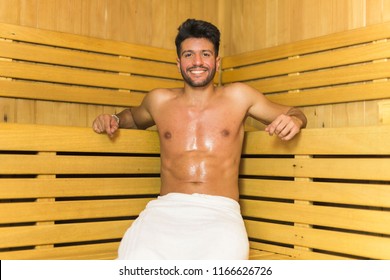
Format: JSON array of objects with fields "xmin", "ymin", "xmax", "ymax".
[
  {"xmin": 240, "ymin": 157, "xmax": 390, "ymax": 180},
  {"xmin": 0, "ymin": 242, "xmax": 119, "ymax": 260},
  {"xmin": 222, "ymin": 21, "xmax": 390, "ymax": 69},
  {"xmin": 0, "ymin": 154, "xmax": 161, "ymax": 175},
  {"xmin": 249, "ymin": 242, "xmax": 352, "ymax": 260},
  {"xmin": 379, "ymin": 100, "xmax": 390, "ymax": 124},
  {"xmin": 242, "ymin": 125, "xmax": 390, "ymax": 155},
  {"xmin": 0, "ymin": 61, "xmax": 182, "ymax": 92},
  {"xmin": 0, "ymin": 80, "xmax": 145, "ymax": 106},
  {"xmin": 246, "ymin": 60, "xmax": 390, "ymax": 94},
  {"xmin": 0, "ymin": 123, "xmax": 160, "ymax": 153},
  {"xmin": 245, "ymin": 220, "xmax": 390, "ymax": 260},
  {"xmin": 266, "ymin": 81, "xmax": 390, "ymax": 106},
  {"xmin": 241, "ymin": 199, "xmax": 390, "ymax": 235},
  {"xmin": 223, "ymin": 40, "xmax": 390, "ymax": 83},
  {"xmin": 249, "ymin": 248, "xmax": 292, "ymax": 260},
  {"xmin": 0, "ymin": 178, "xmax": 160, "ymax": 199},
  {"xmin": 0, "ymin": 198, "xmax": 153, "ymax": 223},
  {"xmin": 239, "ymin": 179, "xmax": 390, "ymax": 208},
  {"xmin": 0, "ymin": 220, "xmax": 132, "ymax": 249},
  {"xmin": 0, "ymin": 22, "xmax": 177, "ymax": 63},
  {"xmin": 0, "ymin": 40, "xmax": 181, "ymax": 80}
]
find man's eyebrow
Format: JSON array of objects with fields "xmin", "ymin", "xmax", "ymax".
[{"xmin": 181, "ymin": 49, "xmax": 214, "ymax": 55}]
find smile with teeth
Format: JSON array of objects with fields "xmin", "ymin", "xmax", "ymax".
[{"xmin": 189, "ymin": 68, "xmax": 207, "ymax": 75}]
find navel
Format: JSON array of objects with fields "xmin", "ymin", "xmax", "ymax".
[{"xmin": 164, "ymin": 131, "xmax": 172, "ymax": 139}]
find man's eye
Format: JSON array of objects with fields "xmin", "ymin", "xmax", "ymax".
[{"xmin": 183, "ymin": 53, "xmax": 192, "ymax": 58}]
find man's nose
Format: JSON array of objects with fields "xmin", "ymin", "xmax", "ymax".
[{"xmin": 193, "ymin": 53, "xmax": 203, "ymax": 65}]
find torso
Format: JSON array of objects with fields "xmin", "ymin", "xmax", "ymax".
[{"xmin": 149, "ymin": 85, "xmax": 249, "ymax": 201}]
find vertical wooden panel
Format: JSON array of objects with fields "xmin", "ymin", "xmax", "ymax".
[
  {"xmin": 0, "ymin": 0, "xmax": 20, "ymax": 24},
  {"xmin": 20, "ymin": 0, "xmax": 38, "ymax": 26},
  {"xmin": 379, "ymin": 100, "xmax": 390, "ymax": 124}
]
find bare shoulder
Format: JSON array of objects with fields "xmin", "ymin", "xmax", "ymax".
[
  {"xmin": 146, "ymin": 88, "xmax": 181, "ymax": 101},
  {"xmin": 142, "ymin": 88, "xmax": 182, "ymax": 107},
  {"xmin": 219, "ymin": 82, "xmax": 266, "ymax": 103}
]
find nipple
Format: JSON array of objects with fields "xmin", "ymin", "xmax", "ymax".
[{"xmin": 221, "ymin": 129, "xmax": 230, "ymax": 137}]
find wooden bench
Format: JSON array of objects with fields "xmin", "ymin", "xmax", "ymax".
[
  {"xmin": 1, "ymin": 22, "xmax": 390, "ymax": 260},
  {"xmin": 221, "ymin": 21, "xmax": 390, "ymax": 108},
  {"xmin": 0, "ymin": 123, "xmax": 389, "ymax": 260},
  {"xmin": 241, "ymin": 125, "xmax": 390, "ymax": 260},
  {"xmin": 221, "ymin": 23, "xmax": 390, "ymax": 259},
  {"xmin": 0, "ymin": 22, "xmax": 182, "ymax": 126},
  {"xmin": 0, "ymin": 123, "xmax": 160, "ymax": 259}
]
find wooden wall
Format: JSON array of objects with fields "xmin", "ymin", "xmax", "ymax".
[
  {"xmin": 0, "ymin": 0, "xmax": 222, "ymax": 51},
  {"xmin": 224, "ymin": 0, "xmax": 390, "ymax": 54},
  {"xmin": 1, "ymin": 0, "xmax": 390, "ymax": 128}
]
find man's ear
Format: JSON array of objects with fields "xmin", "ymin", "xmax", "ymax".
[
  {"xmin": 176, "ymin": 58, "xmax": 181, "ymax": 72},
  {"xmin": 216, "ymin": 56, "xmax": 221, "ymax": 72}
]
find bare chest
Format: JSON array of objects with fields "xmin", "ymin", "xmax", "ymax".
[{"xmin": 155, "ymin": 103, "xmax": 245, "ymax": 152}]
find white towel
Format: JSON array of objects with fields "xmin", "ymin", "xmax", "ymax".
[{"xmin": 117, "ymin": 192, "xmax": 249, "ymax": 260}]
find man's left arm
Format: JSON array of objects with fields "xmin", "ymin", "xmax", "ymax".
[{"xmin": 265, "ymin": 107, "xmax": 307, "ymax": 141}]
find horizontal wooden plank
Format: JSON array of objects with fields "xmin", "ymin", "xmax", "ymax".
[
  {"xmin": 222, "ymin": 40, "xmax": 390, "ymax": 83},
  {"xmin": 246, "ymin": 60, "xmax": 390, "ymax": 94},
  {"xmin": 241, "ymin": 199, "xmax": 390, "ymax": 235},
  {"xmin": 0, "ymin": 22, "xmax": 177, "ymax": 63},
  {"xmin": 240, "ymin": 157, "xmax": 390, "ymax": 180},
  {"xmin": 0, "ymin": 80, "xmax": 145, "ymax": 106},
  {"xmin": 222, "ymin": 21, "xmax": 390, "ymax": 69},
  {"xmin": 1, "ymin": 123, "xmax": 388, "ymax": 156},
  {"xmin": 0, "ymin": 242, "xmax": 119, "ymax": 260},
  {"xmin": 0, "ymin": 220, "xmax": 132, "ymax": 249},
  {"xmin": 0, "ymin": 198, "xmax": 152, "ymax": 223},
  {"xmin": 245, "ymin": 220, "xmax": 390, "ymax": 259},
  {"xmin": 0, "ymin": 242, "xmax": 118, "ymax": 260},
  {"xmin": 0, "ymin": 154, "xmax": 161, "ymax": 175},
  {"xmin": 239, "ymin": 179, "xmax": 390, "ymax": 208},
  {"xmin": 0, "ymin": 61, "xmax": 182, "ymax": 92},
  {"xmin": 249, "ymin": 241, "xmax": 352, "ymax": 260},
  {"xmin": 242, "ymin": 125, "xmax": 390, "ymax": 155},
  {"xmin": 0, "ymin": 123, "xmax": 160, "ymax": 153},
  {"xmin": 266, "ymin": 81, "xmax": 390, "ymax": 106},
  {"xmin": 0, "ymin": 178, "xmax": 160, "ymax": 199},
  {"xmin": 249, "ymin": 248, "xmax": 293, "ymax": 260},
  {"xmin": 0, "ymin": 40, "xmax": 181, "ymax": 80}
]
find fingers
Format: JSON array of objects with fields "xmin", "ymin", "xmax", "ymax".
[
  {"xmin": 92, "ymin": 114, "xmax": 118, "ymax": 137},
  {"xmin": 265, "ymin": 114, "xmax": 300, "ymax": 141}
]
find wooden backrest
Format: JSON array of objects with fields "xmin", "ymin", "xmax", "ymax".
[
  {"xmin": 221, "ymin": 22, "xmax": 390, "ymax": 107},
  {"xmin": 0, "ymin": 123, "xmax": 160, "ymax": 259},
  {"xmin": 239, "ymin": 125, "xmax": 390, "ymax": 259},
  {"xmin": 0, "ymin": 22, "xmax": 182, "ymax": 107}
]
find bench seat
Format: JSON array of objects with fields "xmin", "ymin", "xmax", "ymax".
[{"xmin": 1, "ymin": 123, "xmax": 389, "ymax": 260}]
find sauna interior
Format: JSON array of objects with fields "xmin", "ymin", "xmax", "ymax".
[{"xmin": 1, "ymin": 0, "xmax": 390, "ymax": 260}]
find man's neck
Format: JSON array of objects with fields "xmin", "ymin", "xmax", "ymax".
[{"xmin": 183, "ymin": 83, "xmax": 217, "ymax": 106}]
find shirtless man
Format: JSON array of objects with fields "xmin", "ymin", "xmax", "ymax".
[{"xmin": 92, "ymin": 19, "xmax": 307, "ymax": 260}]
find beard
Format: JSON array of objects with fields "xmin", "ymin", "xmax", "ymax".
[{"xmin": 180, "ymin": 66, "xmax": 217, "ymax": 88}]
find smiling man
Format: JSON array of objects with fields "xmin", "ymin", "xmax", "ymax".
[{"xmin": 92, "ymin": 19, "xmax": 307, "ymax": 260}]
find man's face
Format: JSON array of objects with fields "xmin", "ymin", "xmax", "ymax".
[{"xmin": 177, "ymin": 38, "xmax": 220, "ymax": 88}]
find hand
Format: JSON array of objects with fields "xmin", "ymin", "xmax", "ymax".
[
  {"xmin": 265, "ymin": 114, "xmax": 303, "ymax": 141},
  {"xmin": 92, "ymin": 114, "xmax": 119, "ymax": 137}
]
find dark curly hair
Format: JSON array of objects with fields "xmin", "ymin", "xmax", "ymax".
[{"xmin": 175, "ymin": 19, "xmax": 220, "ymax": 57}]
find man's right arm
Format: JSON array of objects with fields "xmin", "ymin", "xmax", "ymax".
[{"xmin": 92, "ymin": 92, "xmax": 155, "ymax": 137}]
